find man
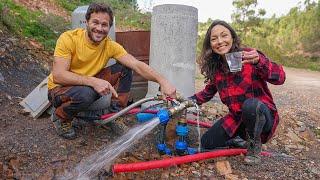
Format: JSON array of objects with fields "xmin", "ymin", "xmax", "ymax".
[{"xmin": 47, "ymin": 3, "xmax": 176, "ymax": 139}]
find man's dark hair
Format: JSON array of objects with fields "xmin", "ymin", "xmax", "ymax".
[{"xmin": 85, "ymin": 3, "xmax": 114, "ymax": 27}]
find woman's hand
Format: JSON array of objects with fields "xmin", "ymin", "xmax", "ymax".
[{"xmin": 242, "ymin": 49, "xmax": 260, "ymax": 64}]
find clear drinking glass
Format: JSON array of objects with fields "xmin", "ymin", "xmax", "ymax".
[{"xmin": 225, "ymin": 51, "xmax": 242, "ymax": 72}]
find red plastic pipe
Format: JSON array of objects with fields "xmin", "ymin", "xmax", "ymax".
[
  {"xmin": 113, "ymin": 149, "xmax": 271, "ymax": 173},
  {"xmin": 186, "ymin": 119, "xmax": 212, "ymax": 128},
  {"xmin": 101, "ymin": 108, "xmax": 158, "ymax": 119}
]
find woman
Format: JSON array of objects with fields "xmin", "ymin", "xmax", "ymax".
[{"xmin": 190, "ymin": 20, "xmax": 286, "ymax": 164}]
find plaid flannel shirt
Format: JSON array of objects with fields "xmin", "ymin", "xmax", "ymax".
[{"xmin": 192, "ymin": 49, "xmax": 286, "ymax": 143}]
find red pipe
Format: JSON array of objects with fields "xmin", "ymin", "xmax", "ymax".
[
  {"xmin": 186, "ymin": 120, "xmax": 212, "ymax": 128},
  {"xmin": 100, "ymin": 108, "xmax": 158, "ymax": 119},
  {"xmin": 113, "ymin": 149, "xmax": 271, "ymax": 173}
]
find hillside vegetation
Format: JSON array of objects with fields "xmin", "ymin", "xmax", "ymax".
[
  {"xmin": 0, "ymin": 0, "xmax": 150, "ymax": 51},
  {"xmin": 198, "ymin": 0, "xmax": 320, "ymax": 71}
]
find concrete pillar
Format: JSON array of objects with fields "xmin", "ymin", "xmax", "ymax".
[{"xmin": 147, "ymin": 4, "xmax": 198, "ymax": 98}]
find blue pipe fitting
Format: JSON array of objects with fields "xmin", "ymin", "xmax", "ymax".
[
  {"xmin": 136, "ymin": 113, "xmax": 157, "ymax": 123},
  {"xmin": 157, "ymin": 109, "xmax": 170, "ymax": 125},
  {"xmin": 157, "ymin": 143, "xmax": 166, "ymax": 152},
  {"xmin": 164, "ymin": 147, "xmax": 172, "ymax": 155},
  {"xmin": 175, "ymin": 140, "xmax": 187, "ymax": 151},
  {"xmin": 157, "ymin": 143, "xmax": 172, "ymax": 155},
  {"xmin": 187, "ymin": 147, "xmax": 197, "ymax": 155},
  {"xmin": 176, "ymin": 125, "xmax": 189, "ymax": 136},
  {"xmin": 175, "ymin": 140, "xmax": 187, "ymax": 156}
]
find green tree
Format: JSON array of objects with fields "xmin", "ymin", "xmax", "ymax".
[
  {"xmin": 119, "ymin": 0, "xmax": 137, "ymax": 9},
  {"xmin": 231, "ymin": 0, "xmax": 266, "ymax": 37}
]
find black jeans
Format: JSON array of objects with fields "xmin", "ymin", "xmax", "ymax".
[
  {"xmin": 48, "ymin": 63, "xmax": 132, "ymax": 123},
  {"xmin": 201, "ymin": 98, "xmax": 274, "ymax": 149}
]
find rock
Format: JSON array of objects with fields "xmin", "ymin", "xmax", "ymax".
[
  {"xmin": 202, "ymin": 169, "xmax": 213, "ymax": 177},
  {"xmin": 6, "ymin": 95, "xmax": 12, "ymax": 100},
  {"xmin": 0, "ymin": 47, "xmax": 5, "ymax": 57},
  {"xmin": 215, "ymin": 160, "xmax": 232, "ymax": 175},
  {"xmin": 285, "ymin": 144, "xmax": 299, "ymax": 150},
  {"xmin": 309, "ymin": 167, "xmax": 320, "ymax": 176},
  {"xmin": 262, "ymin": 144, "xmax": 267, "ymax": 151},
  {"xmin": 9, "ymin": 158, "xmax": 19, "ymax": 171},
  {"xmin": 207, "ymin": 164, "xmax": 215, "ymax": 170},
  {"xmin": 50, "ymin": 156, "xmax": 67, "ymax": 164},
  {"xmin": 0, "ymin": 72, "xmax": 4, "ymax": 82},
  {"xmin": 271, "ymin": 139, "xmax": 277, "ymax": 145},
  {"xmin": 286, "ymin": 129, "xmax": 302, "ymax": 142},
  {"xmin": 161, "ymin": 172, "xmax": 170, "ymax": 179},
  {"xmin": 191, "ymin": 162, "xmax": 200, "ymax": 168},
  {"xmin": 296, "ymin": 126, "xmax": 306, "ymax": 132},
  {"xmin": 191, "ymin": 170, "xmax": 201, "ymax": 177},
  {"xmin": 18, "ymin": 109, "xmax": 30, "ymax": 116},
  {"xmin": 225, "ymin": 173, "xmax": 239, "ymax": 180},
  {"xmin": 296, "ymin": 144, "xmax": 304, "ymax": 150},
  {"xmin": 0, "ymin": 162, "xmax": 3, "ymax": 177},
  {"xmin": 299, "ymin": 129, "xmax": 316, "ymax": 142},
  {"xmin": 6, "ymin": 168, "xmax": 14, "ymax": 179},
  {"xmin": 296, "ymin": 121, "xmax": 305, "ymax": 127}
]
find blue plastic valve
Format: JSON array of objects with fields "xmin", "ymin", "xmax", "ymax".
[
  {"xmin": 157, "ymin": 109, "xmax": 170, "ymax": 125},
  {"xmin": 176, "ymin": 125, "xmax": 189, "ymax": 136}
]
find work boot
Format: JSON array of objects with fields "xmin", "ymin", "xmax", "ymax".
[
  {"xmin": 244, "ymin": 110, "xmax": 266, "ymax": 165},
  {"xmin": 244, "ymin": 138, "xmax": 262, "ymax": 164},
  {"xmin": 225, "ymin": 136, "xmax": 247, "ymax": 148},
  {"xmin": 51, "ymin": 113, "xmax": 76, "ymax": 140}
]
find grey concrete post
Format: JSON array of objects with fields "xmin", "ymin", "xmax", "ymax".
[{"xmin": 147, "ymin": 4, "xmax": 198, "ymax": 98}]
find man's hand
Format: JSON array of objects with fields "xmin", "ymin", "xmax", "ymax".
[
  {"xmin": 159, "ymin": 79, "xmax": 176, "ymax": 98},
  {"xmin": 89, "ymin": 77, "xmax": 118, "ymax": 97},
  {"xmin": 242, "ymin": 49, "xmax": 260, "ymax": 65}
]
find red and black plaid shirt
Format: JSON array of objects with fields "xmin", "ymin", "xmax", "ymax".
[{"xmin": 193, "ymin": 48, "xmax": 286, "ymax": 143}]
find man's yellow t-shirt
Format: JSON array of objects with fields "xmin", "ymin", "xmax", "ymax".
[{"xmin": 47, "ymin": 28, "xmax": 127, "ymax": 90}]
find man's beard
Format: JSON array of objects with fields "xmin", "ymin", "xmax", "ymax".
[{"xmin": 87, "ymin": 26, "xmax": 108, "ymax": 43}]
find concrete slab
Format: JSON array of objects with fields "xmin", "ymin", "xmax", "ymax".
[{"xmin": 19, "ymin": 77, "xmax": 50, "ymax": 118}]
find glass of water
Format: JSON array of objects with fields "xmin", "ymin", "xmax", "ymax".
[{"xmin": 225, "ymin": 51, "xmax": 242, "ymax": 72}]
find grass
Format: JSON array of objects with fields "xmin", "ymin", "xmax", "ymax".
[
  {"xmin": 0, "ymin": 0, "xmax": 66, "ymax": 51},
  {"xmin": 57, "ymin": 0, "xmax": 92, "ymax": 12}
]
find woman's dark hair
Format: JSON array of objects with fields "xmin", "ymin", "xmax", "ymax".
[
  {"xmin": 85, "ymin": 3, "xmax": 114, "ymax": 27},
  {"xmin": 198, "ymin": 20, "xmax": 242, "ymax": 82}
]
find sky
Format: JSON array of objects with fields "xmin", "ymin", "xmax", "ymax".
[{"xmin": 137, "ymin": 0, "xmax": 305, "ymax": 22}]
